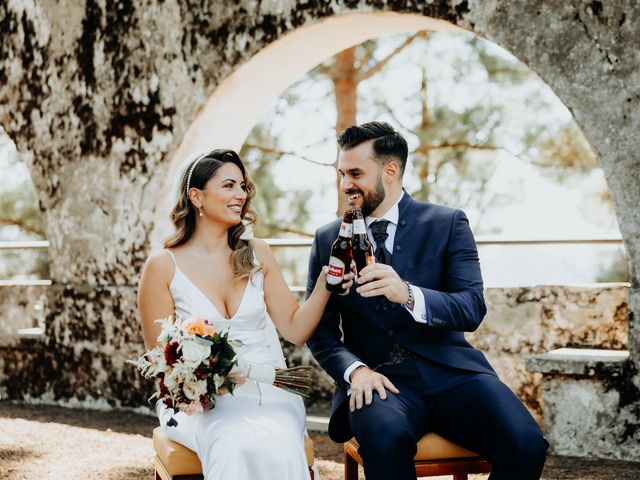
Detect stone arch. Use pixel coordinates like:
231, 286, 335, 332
151, 12, 463, 242
0, 1, 637, 407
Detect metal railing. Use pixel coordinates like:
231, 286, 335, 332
0, 241, 50, 250
261, 237, 626, 291
0, 236, 627, 290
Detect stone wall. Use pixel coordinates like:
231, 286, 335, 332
540, 376, 637, 459
0, 284, 46, 336
526, 349, 636, 460
473, 285, 627, 422
0, 285, 152, 407
0, 284, 627, 421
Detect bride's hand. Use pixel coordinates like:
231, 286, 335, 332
317, 265, 355, 296
218, 372, 247, 395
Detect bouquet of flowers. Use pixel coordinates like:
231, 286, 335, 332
132, 315, 313, 417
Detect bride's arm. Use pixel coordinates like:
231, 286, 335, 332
254, 239, 347, 346
137, 251, 175, 349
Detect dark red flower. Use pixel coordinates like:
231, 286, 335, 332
159, 379, 169, 397
164, 341, 180, 366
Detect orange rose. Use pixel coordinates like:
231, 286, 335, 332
203, 325, 216, 337
186, 322, 205, 336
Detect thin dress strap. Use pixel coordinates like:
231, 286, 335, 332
164, 249, 177, 267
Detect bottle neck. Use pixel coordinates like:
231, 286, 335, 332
353, 218, 366, 235
339, 221, 353, 238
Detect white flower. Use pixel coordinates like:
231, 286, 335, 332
168, 362, 192, 385
180, 337, 212, 368
213, 373, 225, 390
164, 362, 189, 390
183, 377, 208, 401
163, 369, 178, 389
130, 349, 168, 379
146, 352, 167, 378
155, 315, 176, 344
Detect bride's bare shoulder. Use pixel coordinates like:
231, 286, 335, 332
251, 238, 268, 252
251, 238, 273, 260
141, 249, 176, 281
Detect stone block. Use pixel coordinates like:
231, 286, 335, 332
527, 348, 640, 461
0, 284, 47, 335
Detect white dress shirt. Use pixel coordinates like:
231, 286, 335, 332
343, 191, 427, 386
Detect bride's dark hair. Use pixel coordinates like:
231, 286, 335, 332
163, 149, 260, 282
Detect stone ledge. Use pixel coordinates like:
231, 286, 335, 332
306, 415, 329, 433
0, 331, 45, 348
525, 348, 630, 377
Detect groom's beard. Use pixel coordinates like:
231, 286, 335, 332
360, 173, 386, 217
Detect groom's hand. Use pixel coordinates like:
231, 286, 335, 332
355, 264, 410, 305
339, 271, 355, 296
349, 366, 399, 412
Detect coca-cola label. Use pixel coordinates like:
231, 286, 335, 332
339, 222, 352, 237
353, 219, 366, 235
327, 256, 345, 284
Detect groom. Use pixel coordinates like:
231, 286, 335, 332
306, 122, 548, 480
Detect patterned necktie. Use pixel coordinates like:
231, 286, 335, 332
370, 220, 391, 265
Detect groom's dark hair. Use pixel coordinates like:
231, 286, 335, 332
337, 121, 408, 175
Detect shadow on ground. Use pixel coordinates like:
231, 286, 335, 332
0, 400, 156, 436
0, 446, 42, 480
0, 446, 40, 462
105, 466, 155, 480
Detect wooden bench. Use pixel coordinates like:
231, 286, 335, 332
153, 427, 316, 479
344, 432, 491, 480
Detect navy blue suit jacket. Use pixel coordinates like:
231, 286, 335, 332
306, 193, 496, 441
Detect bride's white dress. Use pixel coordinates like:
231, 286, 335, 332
157, 250, 311, 480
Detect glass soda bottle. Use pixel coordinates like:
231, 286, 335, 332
326, 210, 353, 293
351, 208, 375, 277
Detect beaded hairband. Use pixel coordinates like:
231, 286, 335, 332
185, 153, 207, 198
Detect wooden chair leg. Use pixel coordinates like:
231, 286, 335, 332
344, 450, 359, 480
453, 474, 468, 480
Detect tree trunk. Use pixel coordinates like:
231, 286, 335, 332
332, 47, 358, 217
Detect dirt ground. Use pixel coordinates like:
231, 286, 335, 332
1, 401, 639, 480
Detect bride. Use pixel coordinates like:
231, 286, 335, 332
137, 149, 351, 479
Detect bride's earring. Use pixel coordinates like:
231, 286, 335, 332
198, 207, 203, 217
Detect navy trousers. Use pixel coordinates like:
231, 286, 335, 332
348, 361, 548, 480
